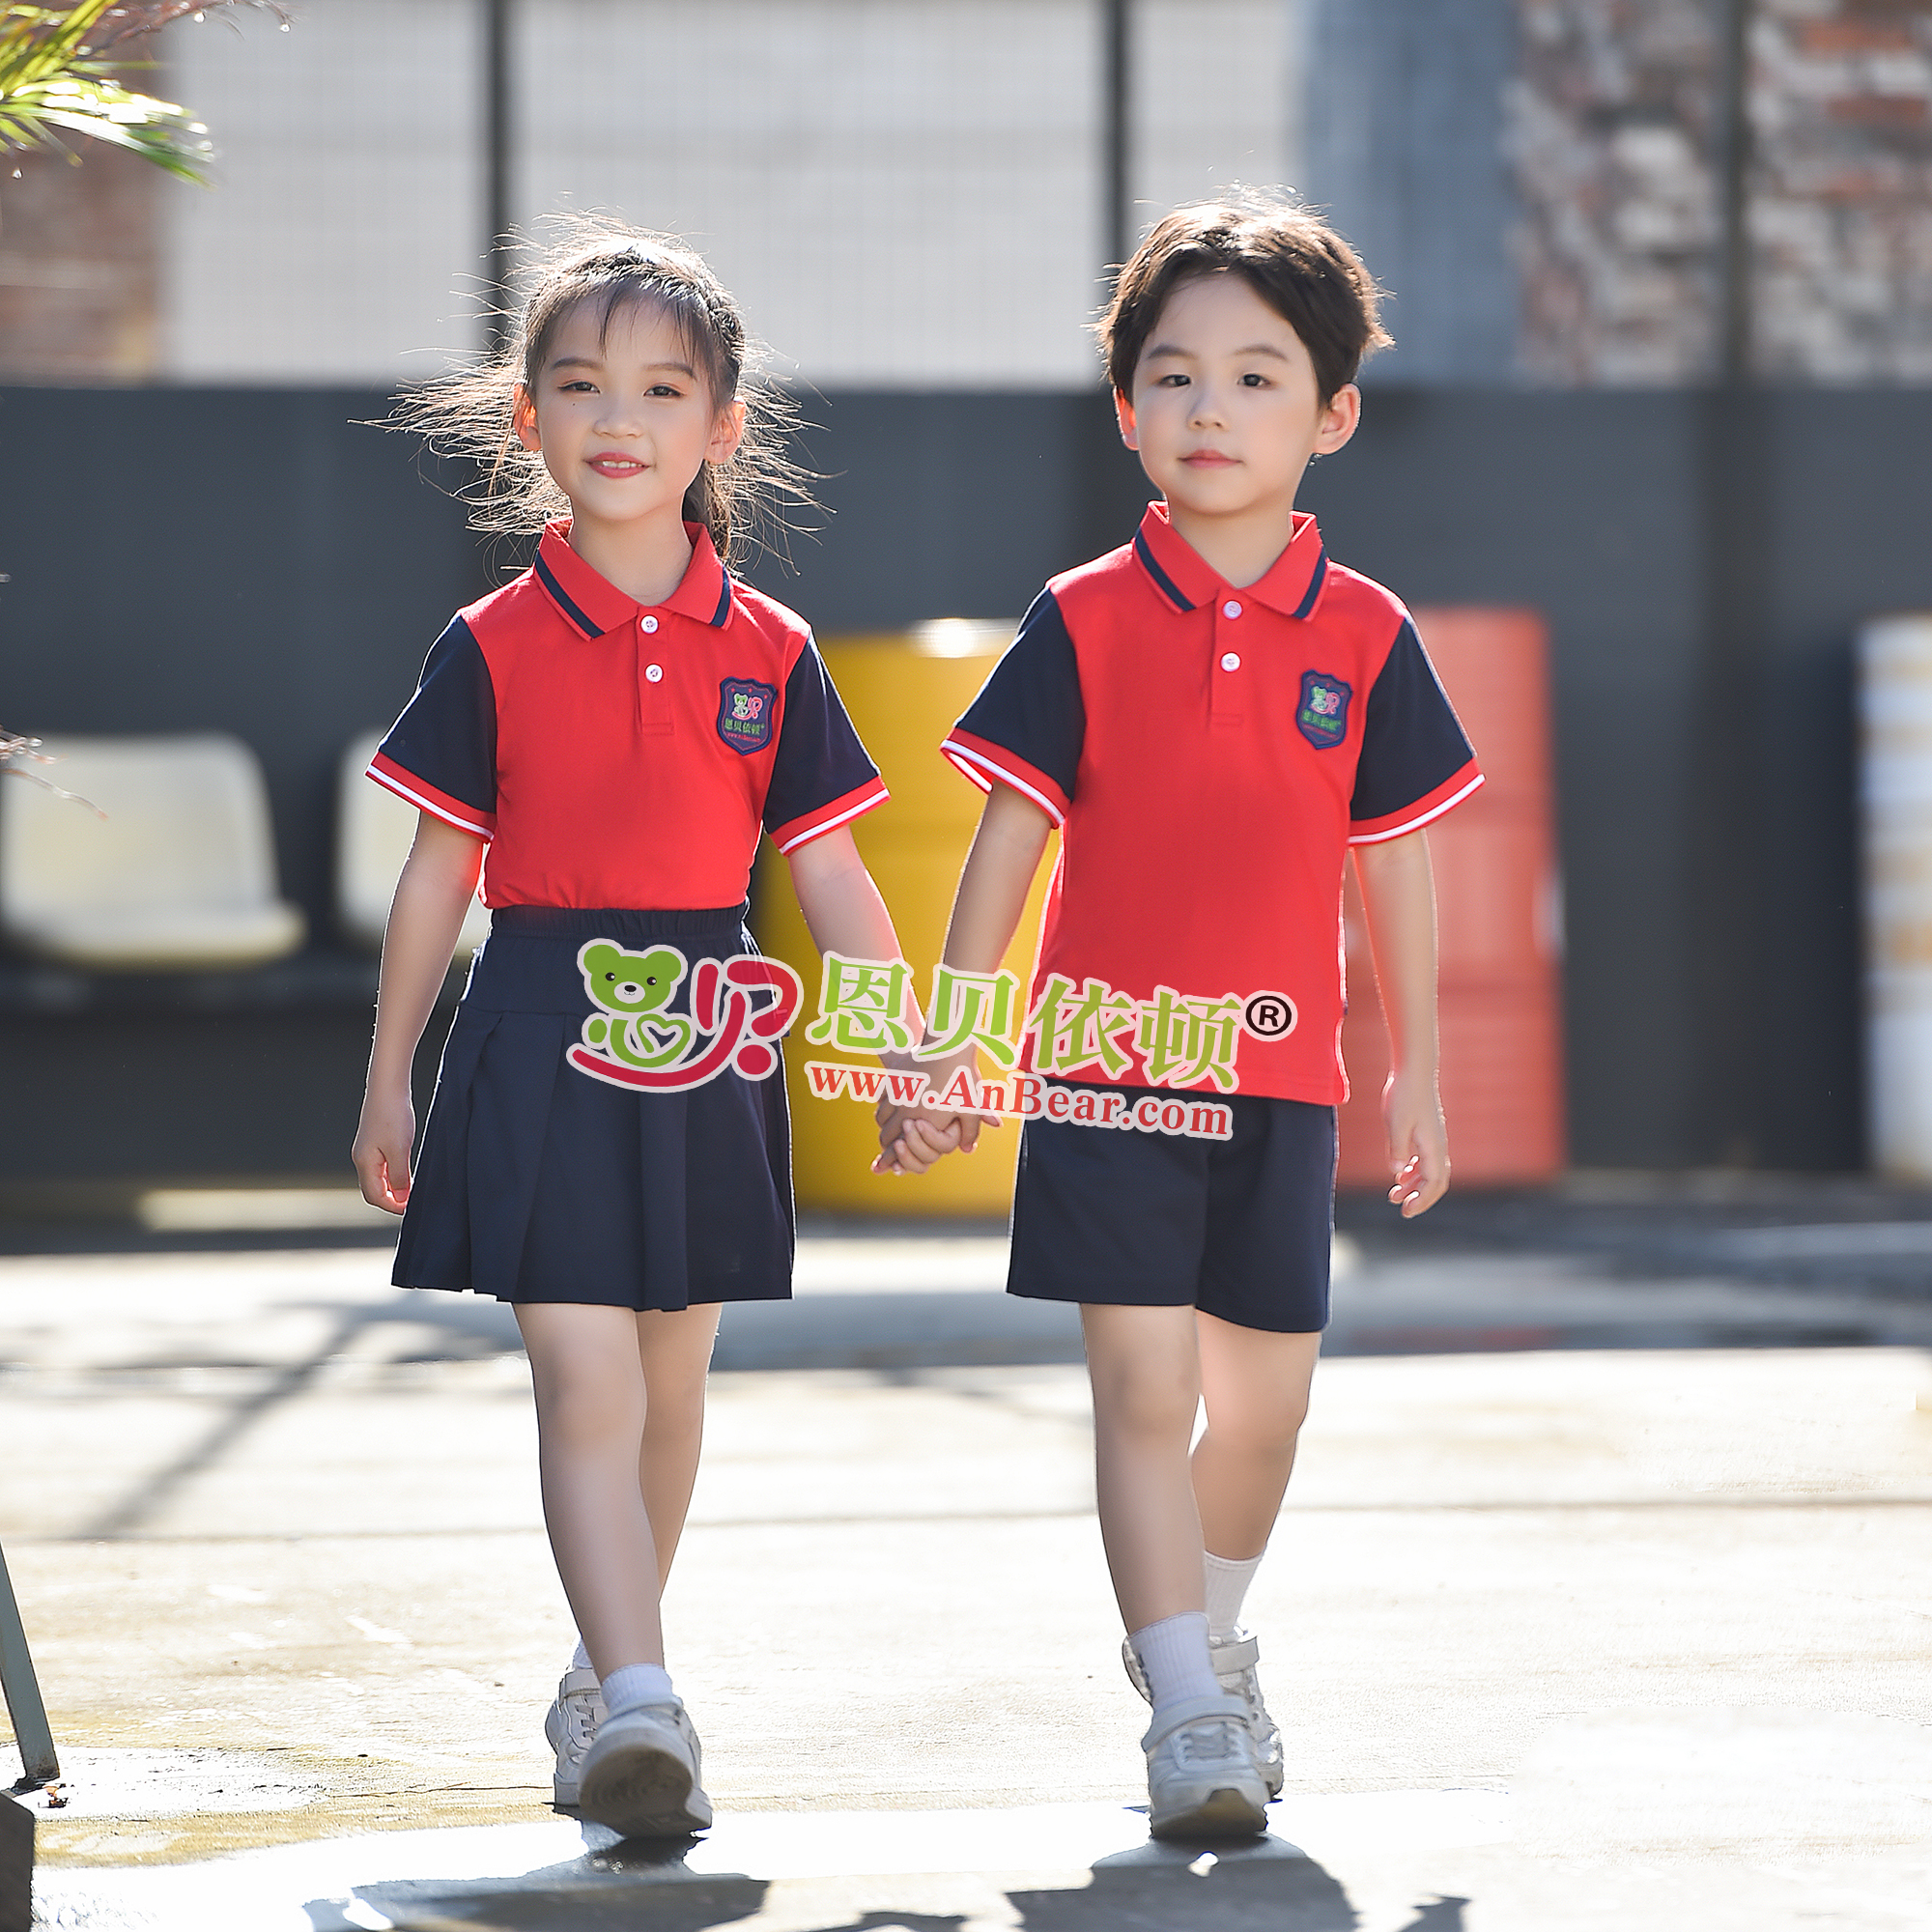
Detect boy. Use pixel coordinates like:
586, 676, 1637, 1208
881, 195, 1482, 1838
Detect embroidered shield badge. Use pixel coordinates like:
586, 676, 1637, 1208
716, 677, 778, 754
1295, 670, 1351, 750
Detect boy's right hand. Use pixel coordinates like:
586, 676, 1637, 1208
873, 1104, 966, 1176
352, 1094, 416, 1214
872, 1046, 984, 1176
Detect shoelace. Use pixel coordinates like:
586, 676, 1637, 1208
560, 1693, 601, 1752
1224, 1666, 1266, 1714
1170, 1719, 1247, 1767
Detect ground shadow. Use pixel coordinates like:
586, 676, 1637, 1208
1009, 1840, 1358, 1931
300, 1840, 1476, 1932
304, 1872, 767, 1931
1397, 1898, 1469, 1931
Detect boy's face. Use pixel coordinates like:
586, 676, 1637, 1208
1117, 272, 1358, 531
513, 298, 745, 534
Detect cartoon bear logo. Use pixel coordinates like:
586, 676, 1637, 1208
578, 941, 695, 1068
716, 677, 779, 754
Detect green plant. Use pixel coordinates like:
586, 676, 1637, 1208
0, 0, 287, 184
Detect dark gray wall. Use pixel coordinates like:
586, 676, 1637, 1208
4, 382, 1928, 1179
1303, 0, 1520, 383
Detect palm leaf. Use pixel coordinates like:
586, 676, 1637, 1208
0, 2, 285, 184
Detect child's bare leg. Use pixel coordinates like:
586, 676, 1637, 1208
517, 1302, 664, 1674
634, 1302, 723, 1589
1080, 1303, 1208, 1630
1191, 1313, 1321, 1560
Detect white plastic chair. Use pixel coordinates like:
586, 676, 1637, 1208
0, 733, 306, 971
336, 730, 491, 957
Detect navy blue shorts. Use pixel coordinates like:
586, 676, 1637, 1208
393, 904, 793, 1310
1007, 1090, 1337, 1334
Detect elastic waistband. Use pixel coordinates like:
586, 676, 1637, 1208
489, 903, 750, 942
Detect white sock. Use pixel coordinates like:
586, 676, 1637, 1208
601, 1662, 675, 1718
1129, 1611, 1220, 1712
1204, 1551, 1264, 1638
570, 1639, 592, 1674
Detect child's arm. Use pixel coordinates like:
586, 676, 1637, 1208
783, 827, 961, 1176
351, 814, 485, 1212
1352, 829, 1449, 1217
874, 782, 1055, 1173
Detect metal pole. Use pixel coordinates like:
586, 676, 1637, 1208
485, 0, 513, 352
1689, 0, 1768, 1162
1713, 0, 1753, 383
1102, 0, 1131, 271
0, 1546, 56, 1789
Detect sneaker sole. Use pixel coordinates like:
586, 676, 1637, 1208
1149, 1783, 1269, 1842
577, 1739, 711, 1838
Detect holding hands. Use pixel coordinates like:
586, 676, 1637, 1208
872, 1046, 987, 1176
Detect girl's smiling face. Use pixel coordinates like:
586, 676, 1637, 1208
513, 296, 745, 535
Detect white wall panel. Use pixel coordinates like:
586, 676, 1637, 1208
511, 0, 1106, 388
152, 1, 1305, 389
159, 1, 484, 383
1131, 0, 1301, 248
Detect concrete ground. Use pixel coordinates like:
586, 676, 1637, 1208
2, 1204, 1930, 1929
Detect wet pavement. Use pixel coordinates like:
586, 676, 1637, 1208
3, 1188, 1930, 1928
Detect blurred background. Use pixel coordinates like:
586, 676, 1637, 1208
4, 0, 1932, 1223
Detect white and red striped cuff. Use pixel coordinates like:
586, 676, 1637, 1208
769, 775, 891, 854
367, 753, 497, 840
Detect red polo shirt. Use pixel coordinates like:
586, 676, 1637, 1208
943, 503, 1482, 1104
370, 521, 887, 908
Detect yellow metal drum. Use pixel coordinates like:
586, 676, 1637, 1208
751, 622, 1055, 1215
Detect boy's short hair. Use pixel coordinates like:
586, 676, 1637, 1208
1099, 192, 1391, 404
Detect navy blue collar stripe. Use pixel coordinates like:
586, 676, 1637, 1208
710, 575, 732, 628
1133, 530, 1195, 612
533, 551, 603, 639
1291, 550, 1328, 621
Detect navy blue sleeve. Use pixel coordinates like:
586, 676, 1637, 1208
942, 587, 1085, 822
369, 617, 498, 837
763, 639, 888, 852
1349, 619, 1481, 838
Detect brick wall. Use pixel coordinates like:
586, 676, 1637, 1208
1512, 0, 1932, 383
0, 142, 159, 383
1753, 0, 1932, 380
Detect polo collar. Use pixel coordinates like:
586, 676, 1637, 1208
1132, 501, 1328, 622
533, 520, 734, 639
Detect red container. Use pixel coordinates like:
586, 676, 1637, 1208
1336, 609, 1566, 1188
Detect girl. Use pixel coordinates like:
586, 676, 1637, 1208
353, 229, 942, 1838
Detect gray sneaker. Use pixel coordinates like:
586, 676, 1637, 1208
1141, 1692, 1269, 1840
577, 1698, 713, 1838
544, 1666, 606, 1808
1123, 1628, 1284, 1797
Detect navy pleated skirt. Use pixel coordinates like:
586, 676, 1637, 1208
393, 904, 793, 1310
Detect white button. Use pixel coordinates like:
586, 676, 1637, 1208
644, 664, 664, 683
1222, 600, 1242, 619
640, 614, 659, 634
1220, 652, 1241, 671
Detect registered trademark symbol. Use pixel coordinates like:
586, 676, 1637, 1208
1240, 991, 1297, 1039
